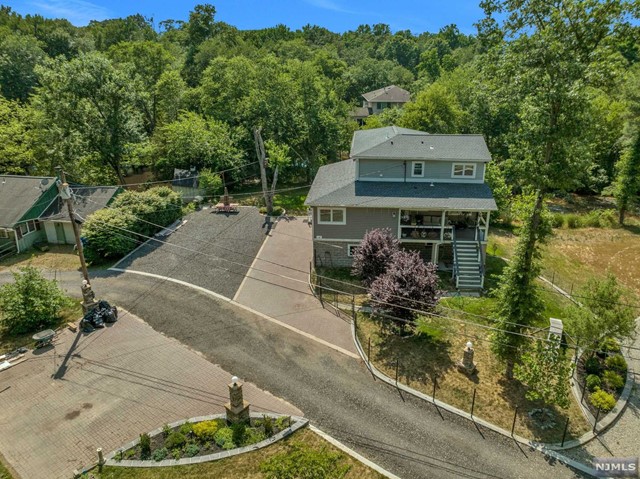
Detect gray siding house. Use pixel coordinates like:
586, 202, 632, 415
305, 126, 497, 291
350, 85, 410, 125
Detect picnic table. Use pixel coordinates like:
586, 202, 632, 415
32, 329, 55, 348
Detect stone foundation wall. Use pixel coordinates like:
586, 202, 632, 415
314, 241, 354, 268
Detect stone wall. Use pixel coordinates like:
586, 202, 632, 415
314, 240, 354, 268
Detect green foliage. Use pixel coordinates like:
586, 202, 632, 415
183, 444, 200, 457
600, 338, 621, 354
244, 427, 267, 445
192, 420, 220, 441
179, 422, 193, 436
151, 447, 168, 462
565, 214, 581, 229
260, 444, 351, 479
0, 97, 34, 174
400, 82, 464, 133
605, 354, 627, 373
198, 168, 223, 198
231, 422, 246, 447
0, 34, 46, 101
214, 427, 234, 449
0, 265, 72, 334
415, 317, 446, 341
172, 448, 181, 460
484, 162, 512, 222
259, 206, 285, 216
161, 424, 171, 438
586, 374, 601, 392
275, 416, 291, 430
550, 213, 565, 229
602, 370, 625, 391
589, 388, 616, 413
263, 415, 274, 438
585, 357, 602, 375
164, 432, 186, 450
513, 336, 574, 408
139, 433, 151, 459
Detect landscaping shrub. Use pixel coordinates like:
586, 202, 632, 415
275, 416, 291, 430
172, 449, 181, 460
602, 370, 625, 390
582, 211, 603, 228
152, 447, 168, 462
244, 427, 267, 445
585, 356, 602, 375
259, 206, 285, 216
565, 214, 582, 228
263, 415, 274, 438
232, 422, 246, 446
260, 444, 351, 479
184, 444, 200, 457
164, 432, 186, 450
605, 354, 627, 373
214, 427, 234, 449
589, 388, 616, 412
351, 228, 400, 286
161, 424, 171, 438
0, 265, 72, 334
179, 422, 193, 436
139, 433, 151, 459
597, 210, 618, 227
600, 337, 622, 354
193, 420, 220, 441
586, 374, 601, 392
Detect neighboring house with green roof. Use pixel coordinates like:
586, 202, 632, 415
0, 175, 121, 258
305, 126, 498, 291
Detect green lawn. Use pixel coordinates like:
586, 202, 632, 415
83, 428, 384, 479
233, 182, 310, 216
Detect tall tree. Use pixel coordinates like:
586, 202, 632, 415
0, 97, 34, 174
0, 34, 45, 101
33, 53, 145, 184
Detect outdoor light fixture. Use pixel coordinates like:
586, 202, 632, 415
466, 341, 473, 349
231, 375, 239, 385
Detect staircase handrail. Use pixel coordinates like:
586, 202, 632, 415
452, 226, 460, 288
476, 226, 485, 289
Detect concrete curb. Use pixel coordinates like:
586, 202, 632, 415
349, 319, 603, 477
105, 413, 307, 467
309, 425, 402, 479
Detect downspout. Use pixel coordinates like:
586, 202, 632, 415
14, 227, 20, 253
403, 161, 406, 183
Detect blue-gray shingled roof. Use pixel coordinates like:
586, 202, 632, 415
305, 160, 497, 211
350, 126, 492, 161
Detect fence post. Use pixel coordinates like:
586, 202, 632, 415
561, 417, 570, 447
470, 388, 476, 418
580, 379, 587, 404
551, 271, 555, 286
367, 337, 371, 364
511, 406, 518, 436
432, 376, 437, 402
593, 408, 601, 434
318, 276, 323, 303
395, 358, 399, 386
351, 294, 355, 320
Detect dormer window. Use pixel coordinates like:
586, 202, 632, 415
452, 163, 476, 178
411, 161, 425, 177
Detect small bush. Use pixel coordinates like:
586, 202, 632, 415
124, 449, 136, 460
582, 211, 602, 228
565, 214, 582, 228
585, 356, 602, 375
214, 427, 234, 448
602, 370, 625, 390
184, 444, 200, 457
232, 422, 246, 446
598, 209, 618, 227
114, 450, 123, 462
152, 447, 168, 462
275, 416, 291, 430
259, 206, 285, 216
589, 388, 616, 412
193, 420, 220, 441
244, 427, 267, 445
586, 374, 601, 392
550, 213, 565, 228
600, 337, 621, 354
164, 432, 186, 450
605, 354, 627, 373
263, 415, 274, 437
179, 422, 193, 436
139, 433, 151, 459
161, 424, 171, 438
172, 449, 181, 460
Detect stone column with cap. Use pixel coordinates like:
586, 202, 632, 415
225, 375, 250, 424
457, 341, 477, 375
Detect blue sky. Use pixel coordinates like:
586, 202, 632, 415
7, 0, 486, 34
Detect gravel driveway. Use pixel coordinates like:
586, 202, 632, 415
113, 207, 269, 299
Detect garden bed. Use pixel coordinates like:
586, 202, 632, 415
107, 414, 307, 467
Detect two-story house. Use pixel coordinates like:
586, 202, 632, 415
305, 126, 497, 291
351, 85, 411, 125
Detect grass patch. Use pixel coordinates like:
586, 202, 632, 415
356, 313, 590, 443
84, 428, 384, 479
0, 300, 82, 353
234, 182, 310, 216
0, 455, 15, 479
0, 244, 114, 272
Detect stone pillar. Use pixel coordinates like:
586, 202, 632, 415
81, 280, 98, 314
457, 341, 477, 374
225, 376, 250, 424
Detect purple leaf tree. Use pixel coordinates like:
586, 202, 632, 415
351, 228, 400, 286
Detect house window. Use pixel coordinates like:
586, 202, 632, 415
411, 161, 425, 177
317, 208, 346, 225
347, 244, 359, 257
19, 224, 28, 236
28, 220, 36, 232
0, 229, 8, 239
452, 163, 476, 178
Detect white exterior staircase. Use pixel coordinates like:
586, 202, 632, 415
452, 231, 484, 291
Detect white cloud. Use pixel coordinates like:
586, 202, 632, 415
29, 0, 111, 25
304, 0, 358, 15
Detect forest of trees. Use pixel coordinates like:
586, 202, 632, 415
0, 2, 638, 205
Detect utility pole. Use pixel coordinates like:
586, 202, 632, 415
253, 127, 279, 215
55, 166, 90, 284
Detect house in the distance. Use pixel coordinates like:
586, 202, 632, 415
351, 85, 410, 125
0, 175, 120, 257
305, 126, 497, 291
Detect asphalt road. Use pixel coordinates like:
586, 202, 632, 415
27, 271, 582, 479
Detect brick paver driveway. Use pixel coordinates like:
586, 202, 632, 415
0, 311, 300, 479
113, 207, 268, 299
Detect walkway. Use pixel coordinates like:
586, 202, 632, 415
0, 310, 300, 479
233, 216, 357, 354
